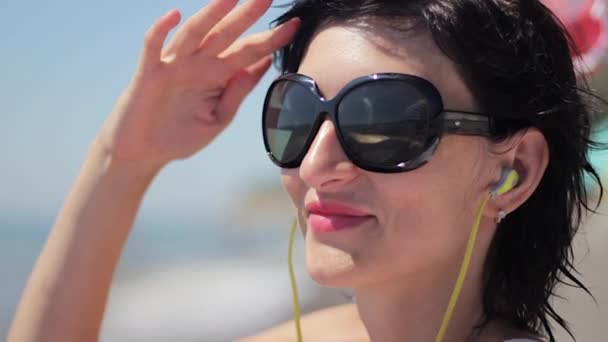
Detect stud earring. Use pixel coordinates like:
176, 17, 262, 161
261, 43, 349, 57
497, 210, 507, 223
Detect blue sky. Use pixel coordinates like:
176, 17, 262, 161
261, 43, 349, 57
0, 1, 289, 222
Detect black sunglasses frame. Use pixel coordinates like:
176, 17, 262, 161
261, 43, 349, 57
262, 73, 494, 173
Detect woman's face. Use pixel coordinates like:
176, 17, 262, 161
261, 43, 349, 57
280, 22, 499, 289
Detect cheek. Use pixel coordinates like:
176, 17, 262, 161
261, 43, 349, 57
280, 169, 305, 208
360, 175, 458, 279
386, 202, 453, 280
281, 170, 309, 235
370, 147, 481, 269
375, 173, 450, 242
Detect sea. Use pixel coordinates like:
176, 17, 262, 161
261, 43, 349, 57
0, 216, 351, 342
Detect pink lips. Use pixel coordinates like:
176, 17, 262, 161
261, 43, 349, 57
306, 202, 374, 233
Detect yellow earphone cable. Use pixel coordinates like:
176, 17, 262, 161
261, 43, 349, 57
288, 180, 513, 342
288, 218, 304, 342
288, 197, 489, 342
434, 193, 491, 342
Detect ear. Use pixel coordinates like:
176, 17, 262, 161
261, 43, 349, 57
486, 127, 550, 222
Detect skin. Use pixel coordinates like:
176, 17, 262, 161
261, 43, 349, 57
7, 1, 549, 341
242, 303, 369, 342
7, 0, 300, 341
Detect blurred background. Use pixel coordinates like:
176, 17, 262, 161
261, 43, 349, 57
0, 0, 607, 341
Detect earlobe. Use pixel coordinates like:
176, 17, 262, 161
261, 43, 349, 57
496, 210, 507, 223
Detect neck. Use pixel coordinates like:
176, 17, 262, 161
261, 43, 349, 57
354, 221, 494, 342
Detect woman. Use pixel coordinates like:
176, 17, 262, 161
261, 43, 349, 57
7, 0, 604, 341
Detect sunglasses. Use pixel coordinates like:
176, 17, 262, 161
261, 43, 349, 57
262, 73, 493, 173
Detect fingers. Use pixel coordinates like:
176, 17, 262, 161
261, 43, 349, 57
165, 0, 239, 57
141, 9, 182, 69
214, 56, 272, 125
198, 0, 274, 57
218, 18, 300, 72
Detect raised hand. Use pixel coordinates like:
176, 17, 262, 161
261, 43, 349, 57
98, 0, 300, 166
7, 4, 301, 342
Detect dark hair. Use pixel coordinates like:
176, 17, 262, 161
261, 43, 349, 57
271, 0, 605, 341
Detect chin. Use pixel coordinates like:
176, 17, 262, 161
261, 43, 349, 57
305, 243, 363, 288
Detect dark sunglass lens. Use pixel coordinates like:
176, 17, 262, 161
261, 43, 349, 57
264, 81, 318, 165
337, 80, 438, 167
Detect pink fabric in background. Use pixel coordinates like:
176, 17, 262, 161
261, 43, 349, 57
542, 0, 608, 72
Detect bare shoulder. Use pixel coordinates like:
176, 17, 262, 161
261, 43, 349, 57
238, 303, 369, 342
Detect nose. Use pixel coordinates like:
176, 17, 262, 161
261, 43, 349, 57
299, 118, 360, 191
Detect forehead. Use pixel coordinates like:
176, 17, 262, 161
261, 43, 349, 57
297, 22, 476, 110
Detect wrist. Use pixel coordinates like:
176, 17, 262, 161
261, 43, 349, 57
87, 137, 167, 184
